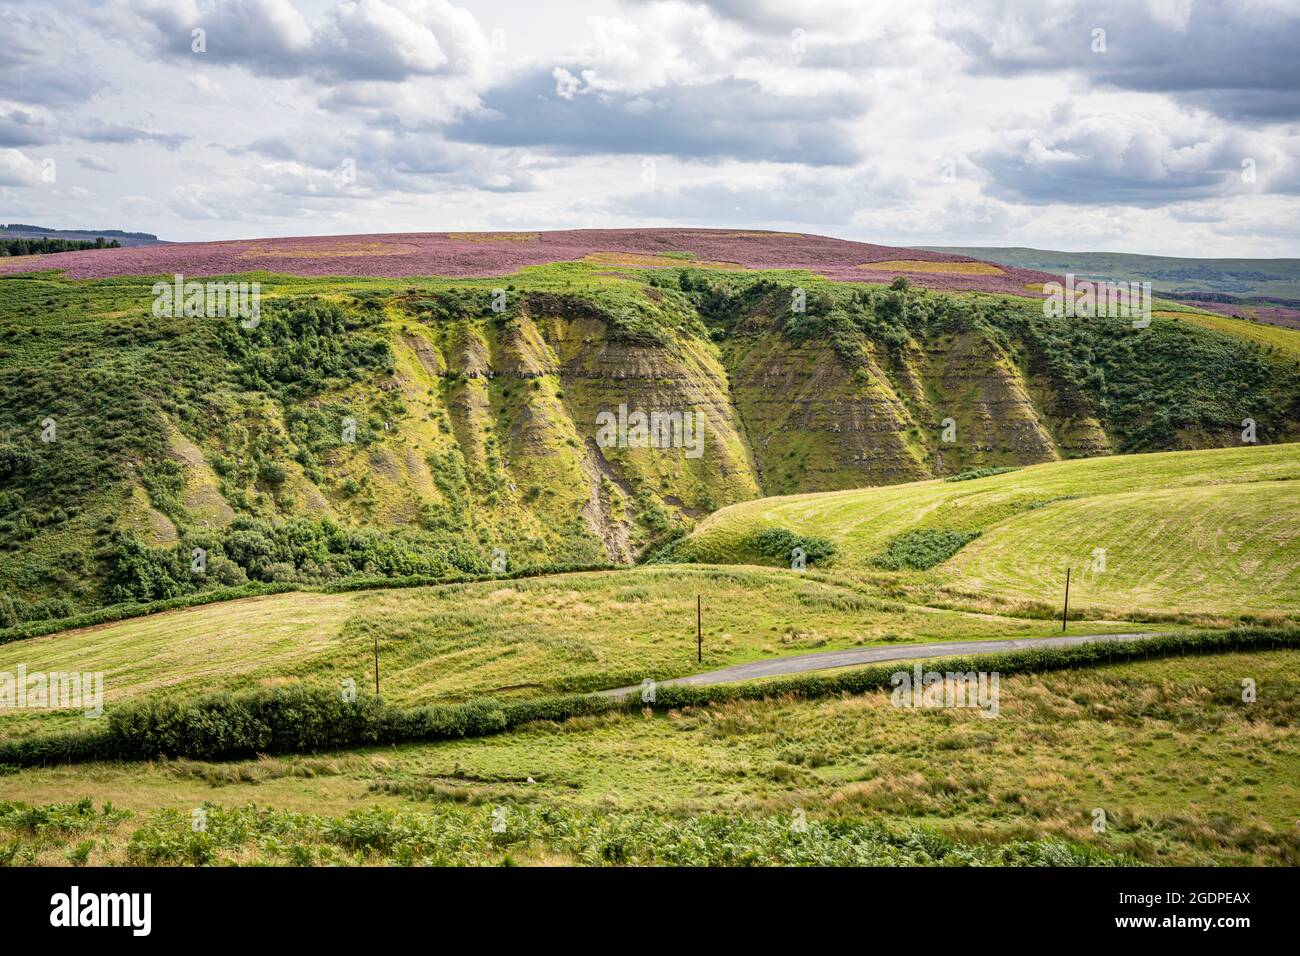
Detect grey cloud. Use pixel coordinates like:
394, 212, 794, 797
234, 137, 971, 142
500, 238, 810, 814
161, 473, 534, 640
446, 70, 867, 165
77, 155, 119, 173
671, 0, 819, 31
0, 7, 102, 106
0, 108, 54, 147
974, 125, 1248, 206
949, 0, 1300, 122
73, 120, 189, 151
239, 130, 540, 193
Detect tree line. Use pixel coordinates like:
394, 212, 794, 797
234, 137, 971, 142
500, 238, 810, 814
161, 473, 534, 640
0, 237, 122, 256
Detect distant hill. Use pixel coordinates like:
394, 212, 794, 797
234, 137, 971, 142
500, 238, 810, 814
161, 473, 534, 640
0, 223, 163, 248
921, 246, 1300, 298
922, 245, 1300, 330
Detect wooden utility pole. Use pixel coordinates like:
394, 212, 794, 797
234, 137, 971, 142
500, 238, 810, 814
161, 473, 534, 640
374, 632, 381, 701
697, 594, 702, 663
1062, 567, 1071, 632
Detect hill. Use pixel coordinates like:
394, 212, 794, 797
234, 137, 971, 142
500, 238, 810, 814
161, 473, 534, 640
924, 245, 1300, 330
670, 443, 1300, 619
1, 230, 1298, 625
921, 245, 1300, 299
0, 228, 1046, 290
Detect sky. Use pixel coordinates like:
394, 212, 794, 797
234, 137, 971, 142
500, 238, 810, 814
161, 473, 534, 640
2, 0, 1299, 256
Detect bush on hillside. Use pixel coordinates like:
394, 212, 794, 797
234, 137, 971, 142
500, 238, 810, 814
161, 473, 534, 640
746, 527, 837, 566
870, 528, 980, 570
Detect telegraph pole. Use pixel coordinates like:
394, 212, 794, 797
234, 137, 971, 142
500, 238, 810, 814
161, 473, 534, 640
697, 594, 702, 663
374, 632, 381, 701
1062, 567, 1071, 632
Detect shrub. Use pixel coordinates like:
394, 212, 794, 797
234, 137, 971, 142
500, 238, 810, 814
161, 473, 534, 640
746, 527, 836, 566
871, 528, 980, 570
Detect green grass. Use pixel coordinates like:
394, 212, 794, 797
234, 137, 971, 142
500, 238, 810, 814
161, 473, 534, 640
0, 799, 1129, 867
0, 566, 1152, 739
677, 443, 1300, 618
4, 261, 1299, 868
2, 648, 1295, 866
4, 264, 1298, 625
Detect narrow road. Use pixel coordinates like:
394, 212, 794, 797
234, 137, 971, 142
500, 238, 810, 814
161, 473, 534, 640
599, 631, 1164, 699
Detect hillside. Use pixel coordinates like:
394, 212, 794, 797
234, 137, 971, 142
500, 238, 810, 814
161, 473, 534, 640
0, 228, 1049, 291
671, 443, 1300, 619
2, 230, 1299, 625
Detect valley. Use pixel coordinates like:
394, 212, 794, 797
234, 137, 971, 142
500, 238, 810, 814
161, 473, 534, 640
1, 230, 1298, 869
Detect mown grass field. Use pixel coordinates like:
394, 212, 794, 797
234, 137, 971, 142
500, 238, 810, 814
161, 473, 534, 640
0, 566, 1148, 739
678, 443, 1300, 619
2, 649, 1295, 866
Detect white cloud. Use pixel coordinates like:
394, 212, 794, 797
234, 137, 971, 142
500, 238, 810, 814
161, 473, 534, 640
0, 149, 45, 186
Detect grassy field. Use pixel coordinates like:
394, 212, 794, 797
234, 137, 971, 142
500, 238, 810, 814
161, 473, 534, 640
0, 566, 1149, 739
676, 443, 1300, 619
1, 426, 1295, 867
2, 648, 1295, 866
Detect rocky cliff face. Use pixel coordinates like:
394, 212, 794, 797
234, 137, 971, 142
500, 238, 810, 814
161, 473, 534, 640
4, 271, 1296, 618
175, 286, 1264, 565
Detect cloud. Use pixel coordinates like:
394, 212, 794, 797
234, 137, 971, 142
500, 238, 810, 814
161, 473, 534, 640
687, 0, 867, 31
71, 120, 190, 151
167, 182, 250, 220
947, 0, 1300, 121
77, 155, 120, 173
0, 7, 100, 106
973, 113, 1259, 206
0, 148, 45, 186
238, 128, 542, 193
607, 166, 913, 224
111, 0, 491, 83
0, 107, 54, 147
447, 69, 867, 165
